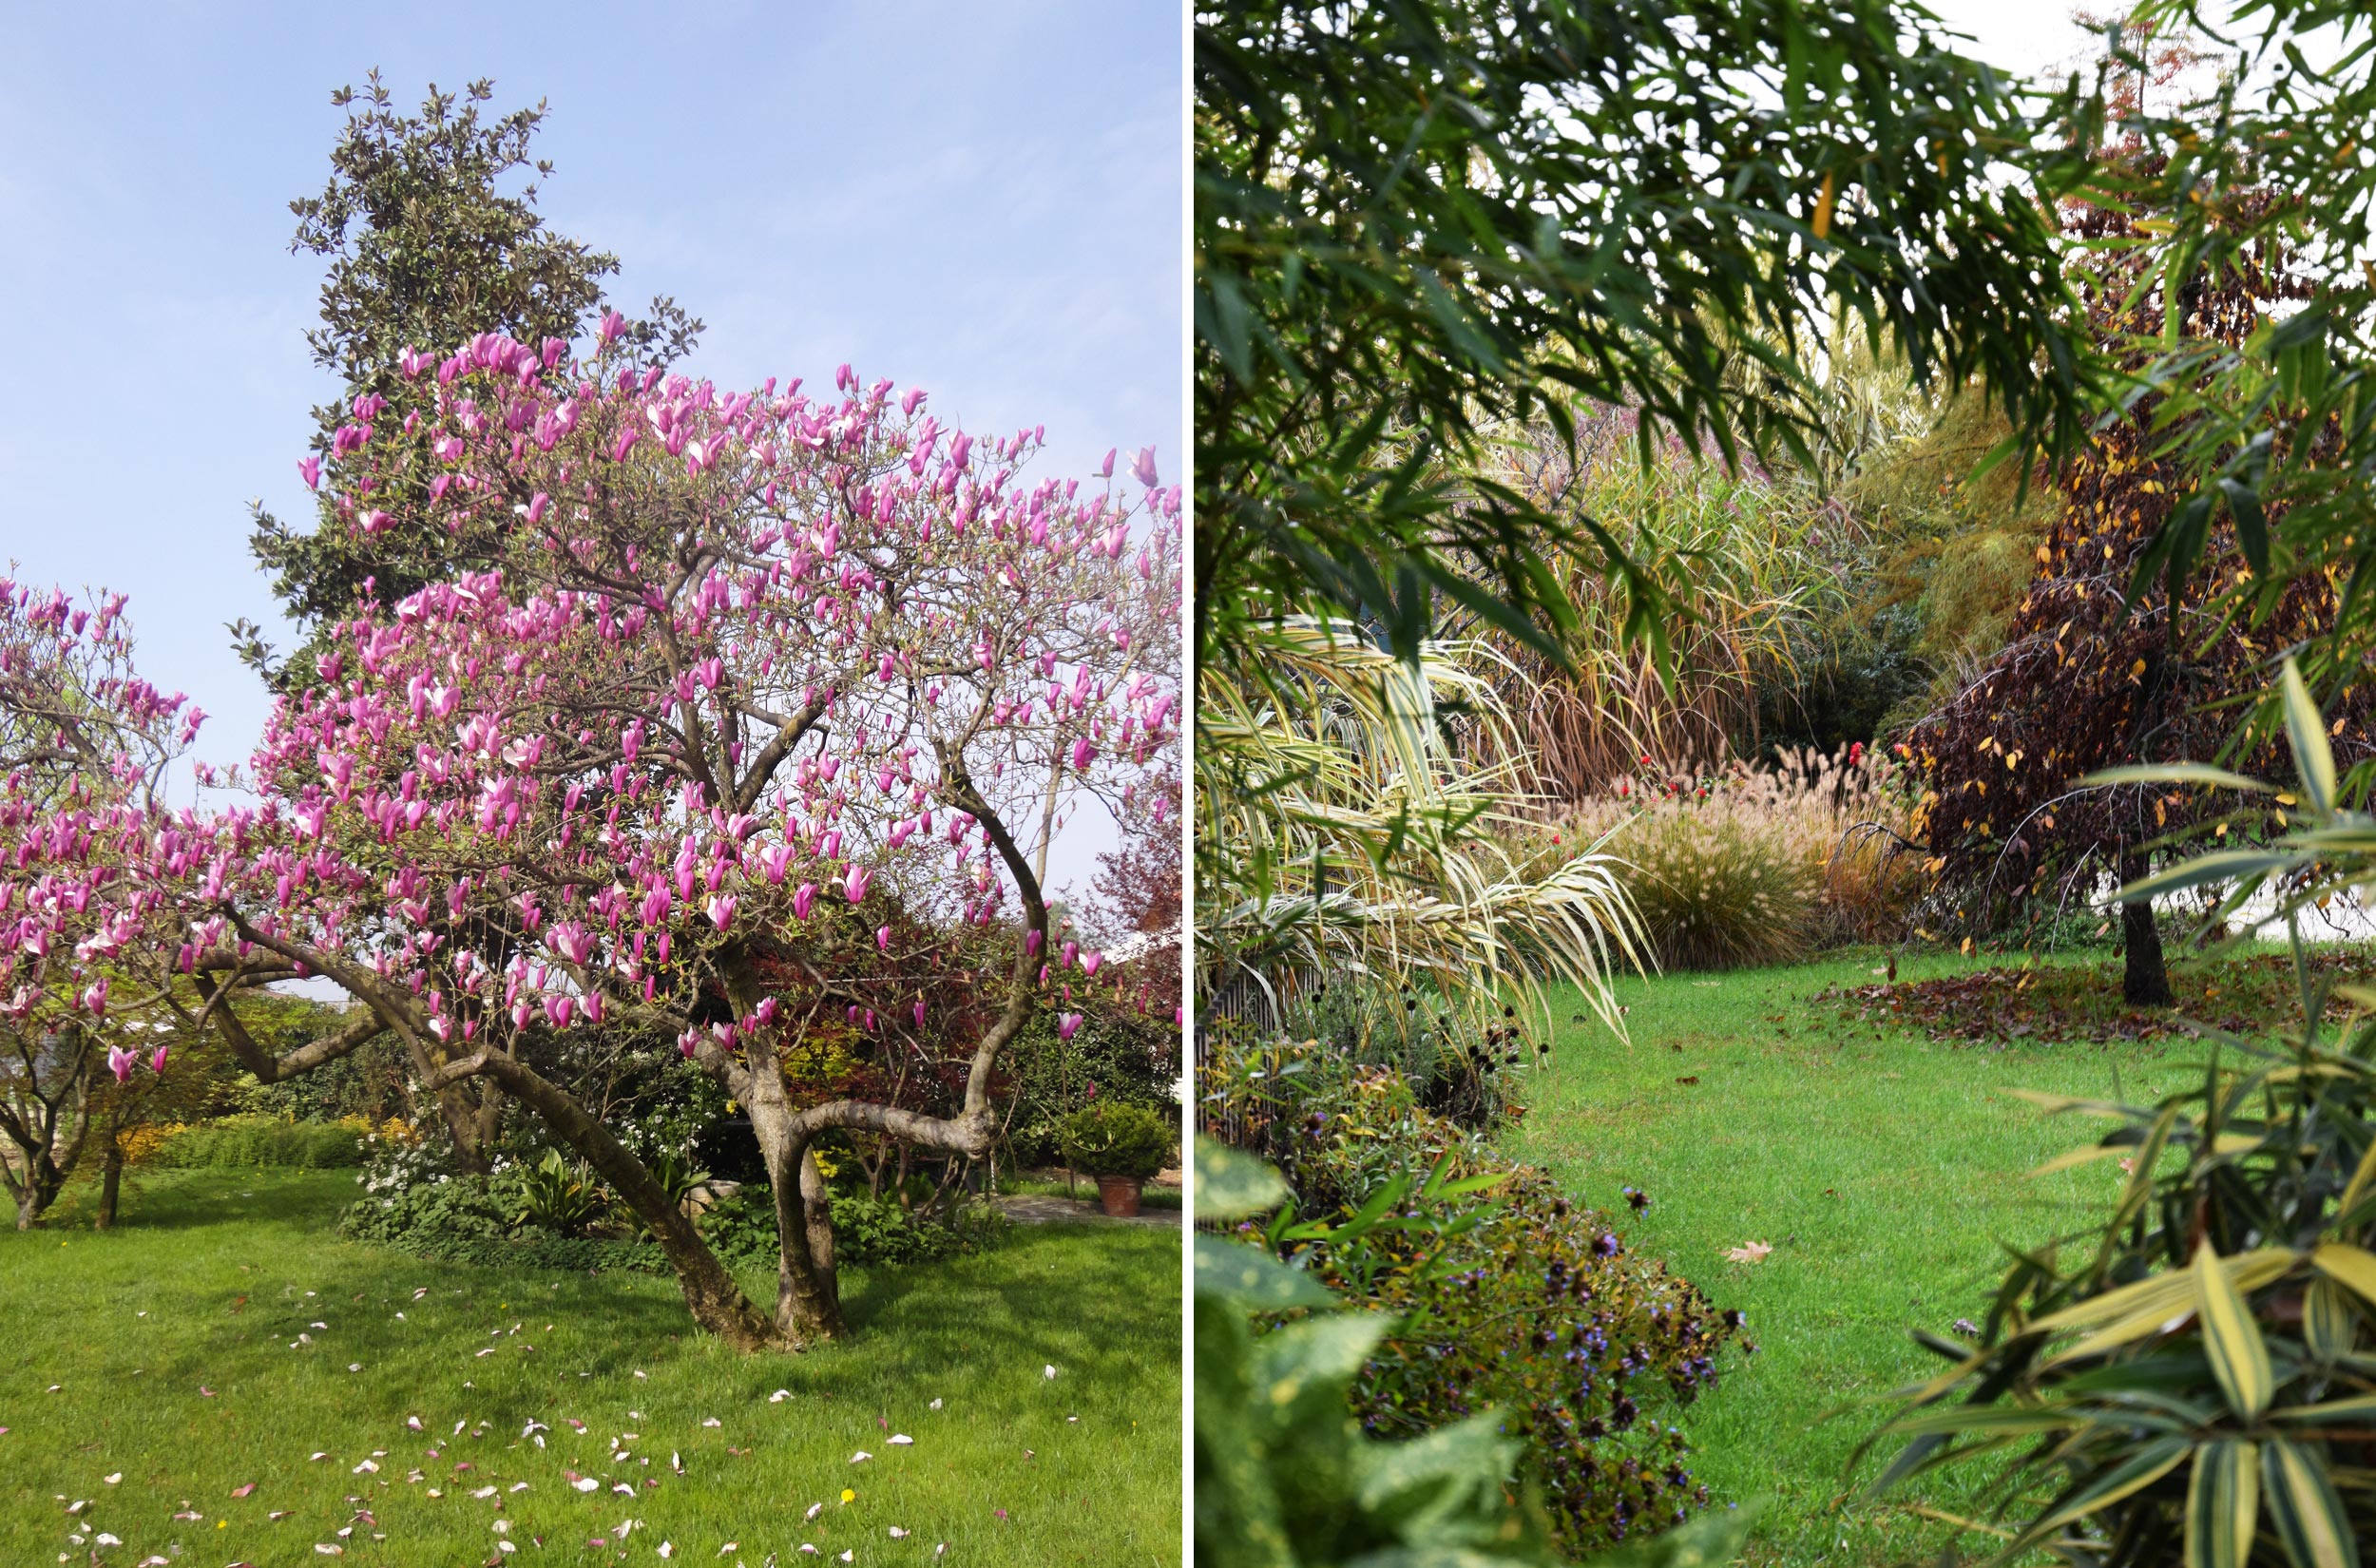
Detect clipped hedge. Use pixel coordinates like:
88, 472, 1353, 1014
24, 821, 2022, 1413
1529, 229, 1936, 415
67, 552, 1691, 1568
150, 1115, 365, 1170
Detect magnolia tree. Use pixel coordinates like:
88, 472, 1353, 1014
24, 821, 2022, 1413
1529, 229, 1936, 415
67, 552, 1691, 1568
0, 583, 202, 1227
168, 327, 1181, 1347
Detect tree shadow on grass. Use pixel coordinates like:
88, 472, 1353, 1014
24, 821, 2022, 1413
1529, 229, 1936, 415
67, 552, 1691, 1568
36, 1166, 357, 1233
797, 1223, 1178, 1398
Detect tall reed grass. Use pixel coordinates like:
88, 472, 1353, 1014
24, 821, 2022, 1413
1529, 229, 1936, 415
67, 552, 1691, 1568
1470, 417, 1861, 797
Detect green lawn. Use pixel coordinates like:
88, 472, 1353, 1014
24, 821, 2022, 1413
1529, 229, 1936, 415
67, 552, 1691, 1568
1509, 943, 2369, 1567
0, 1170, 1180, 1566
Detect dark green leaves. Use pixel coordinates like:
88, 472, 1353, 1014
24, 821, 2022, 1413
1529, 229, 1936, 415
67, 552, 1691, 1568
1195, 0, 2097, 674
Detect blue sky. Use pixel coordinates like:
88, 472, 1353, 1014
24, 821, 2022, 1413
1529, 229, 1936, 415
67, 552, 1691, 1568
0, 0, 1180, 895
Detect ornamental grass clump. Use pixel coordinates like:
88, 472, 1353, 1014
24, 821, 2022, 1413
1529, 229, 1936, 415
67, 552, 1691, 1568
1542, 744, 1922, 970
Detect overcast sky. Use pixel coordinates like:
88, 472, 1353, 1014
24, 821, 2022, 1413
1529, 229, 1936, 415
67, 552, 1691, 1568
0, 0, 1181, 901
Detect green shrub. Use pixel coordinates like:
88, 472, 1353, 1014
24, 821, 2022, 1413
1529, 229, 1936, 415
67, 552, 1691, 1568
344, 1161, 1008, 1275
1269, 980, 1534, 1135
1204, 1037, 1746, 1555
340, 1168, 667, 1272
1058, 1101, 1173, 1179
1002, 1003, 1178, 1167
698, 1184, 1007, 1269
1862, 924, 2376, 1564
152, 1115, 364, 1170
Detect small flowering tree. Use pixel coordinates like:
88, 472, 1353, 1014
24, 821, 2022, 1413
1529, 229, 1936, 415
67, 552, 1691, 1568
175, 327, 1180, 1347
0, 583, 202, 1227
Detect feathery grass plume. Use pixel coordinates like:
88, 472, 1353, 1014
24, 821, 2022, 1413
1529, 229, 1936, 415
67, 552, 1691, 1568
1542, 745, 1924, 971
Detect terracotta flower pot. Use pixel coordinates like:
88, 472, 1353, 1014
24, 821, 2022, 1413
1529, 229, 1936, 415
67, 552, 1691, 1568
1095, 1174, 1145, 1217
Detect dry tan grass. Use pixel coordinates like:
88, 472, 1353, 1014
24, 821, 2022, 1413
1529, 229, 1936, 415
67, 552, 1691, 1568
1520, 746, 1925, 970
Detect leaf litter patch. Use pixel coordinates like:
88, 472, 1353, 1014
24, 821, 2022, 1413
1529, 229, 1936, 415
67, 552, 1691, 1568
1810, 949, 2374, 1046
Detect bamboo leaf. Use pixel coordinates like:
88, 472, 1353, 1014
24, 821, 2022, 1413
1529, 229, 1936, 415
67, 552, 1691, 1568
2186, 1441, 2258, 1568
2080, 762, 2273, 794
2310, 1243, 2376, 1312
2262, 1437, 2359, 1568
2026, 1436, 2192, 1540
2304, 1278, 2359, 1365
2280, 659, 2338, 821
2196, 1241, 2275, 1420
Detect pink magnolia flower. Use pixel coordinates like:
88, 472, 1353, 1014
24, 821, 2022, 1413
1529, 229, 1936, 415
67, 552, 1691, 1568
841, 865, 872, 905
149, 1045, 169, 1074
1057, 1013, 1083, 1042
706, 893, 738, 931
106, 1046, 135, 1083
791, 883, 817, 921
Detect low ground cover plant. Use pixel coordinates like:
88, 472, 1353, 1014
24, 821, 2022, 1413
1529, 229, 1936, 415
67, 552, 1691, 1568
1203, 1032, 1745, 1555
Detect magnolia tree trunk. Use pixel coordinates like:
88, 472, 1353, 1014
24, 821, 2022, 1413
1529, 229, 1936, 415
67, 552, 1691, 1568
437, 1051, 790, 1351
8, 1148, 66, 1230
2120, 851, 2172, 1006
